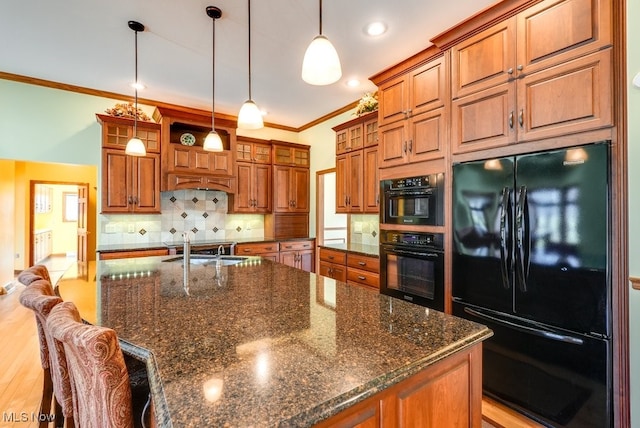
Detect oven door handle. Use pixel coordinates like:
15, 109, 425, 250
389, 248, 441, 258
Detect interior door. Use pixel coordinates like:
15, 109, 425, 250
77, 184, 89, 263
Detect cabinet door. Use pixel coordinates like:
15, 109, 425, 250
298, 250, 314, 273
273, 165, 292, 212
451, 82, 516, 154
253, 164, 272, 212
335, 154, 349, 213
279, 251, 298, 269
291, 167, 310, 213
347, 151, 364, 213
102, 149, 131, 213
517, 0, 611, 75
378, 74, 408, 126
363, 146, 380, 213
253, 143, 272, 164
348, 124, 364, 151
234, 163, 254, 212
336, 128, 349, 155
132, 153, 160, 213
451, 17, 516, 99
408, 107, 446, 162
378, 121, 409, 168
517, 48, 612, 142
410, 55, 447, 116
364, 119, 378, 147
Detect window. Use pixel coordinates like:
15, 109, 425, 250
63, 192, 78, 222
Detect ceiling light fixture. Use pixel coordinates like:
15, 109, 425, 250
237, 0, 264, 129
301, 0, 341, 86
125, 20, 146, 156
204, 6, 224, 151
346, 79, 360, 87
364, 22, 387, 37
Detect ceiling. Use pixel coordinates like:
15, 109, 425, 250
0, 0, 496, 129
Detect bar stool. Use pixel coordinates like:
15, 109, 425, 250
47, 301, 136, 428
17, 264, 52, 286
19, 279, 74, 428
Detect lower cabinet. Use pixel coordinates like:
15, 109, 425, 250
318, 247, 379, 289
98, 249, 169, 260
235, 239, 315, 272
313, 344, 483, 428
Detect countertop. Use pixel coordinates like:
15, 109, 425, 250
57, 257, 490, 427
96, 236, 316, 253
317, 242, 379, 257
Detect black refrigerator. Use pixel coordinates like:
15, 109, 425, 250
452, 142, 611, 427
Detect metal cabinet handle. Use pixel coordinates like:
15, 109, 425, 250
403, 141, 407, 154
358, 261, 366, 266
408, 139, 413, 153
376, 194, 379, 206
328, 255, 334, 260
509, 111, 514, 129
519, 109, 524, 128
128, 196, 133, 205
243, 248, 251, 252
358, 275, 366, 281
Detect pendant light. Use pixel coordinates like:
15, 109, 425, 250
301, 0, 342, 86
204, 6, 224, 152
125, 20, 146, 156
237, 0, 264, 129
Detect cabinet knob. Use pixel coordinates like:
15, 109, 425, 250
507, 67, 514, 74
517, 64, 523, 71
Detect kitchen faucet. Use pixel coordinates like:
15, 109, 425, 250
217, 245, 224, 256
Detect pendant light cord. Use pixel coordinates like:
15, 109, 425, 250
247, 0, 252, 100
319, 0, 323, 35
211, 13, 216, 130
133, 28, 139, 136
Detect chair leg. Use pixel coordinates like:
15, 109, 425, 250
40, 368, 54, 428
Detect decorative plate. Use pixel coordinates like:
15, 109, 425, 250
180, 133, 196, 146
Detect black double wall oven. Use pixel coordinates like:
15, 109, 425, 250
379, 174, 446, 311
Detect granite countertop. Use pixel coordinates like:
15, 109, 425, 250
96, 237, 316, 253
57, 257, 490, 427
317, 242, 379, 257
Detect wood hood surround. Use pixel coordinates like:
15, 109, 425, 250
153, 106, 238, 193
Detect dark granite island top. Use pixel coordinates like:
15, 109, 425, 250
57, 257, 491, 427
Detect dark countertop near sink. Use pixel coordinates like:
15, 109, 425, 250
96, 236, 316, 253
57, 256, 490, 427
317, 242, 379, 257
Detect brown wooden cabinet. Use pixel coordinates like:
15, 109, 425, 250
346, 252, 380, 289
279, 239, 315, 272
376, 54, 448, 168
450, 0, 612, 154
273, 165, 309, 213
97, 114, 161, 214
318, 248, 347, 282
231, 137, 272, 213
235, 242, 279, 262
98, 248, 169, 260
153, 106, 237, 192
271, 141, 310, 167
333, 111, 379, 214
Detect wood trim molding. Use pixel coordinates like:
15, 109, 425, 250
631, 277, 640, 290
298, 101, 359, 132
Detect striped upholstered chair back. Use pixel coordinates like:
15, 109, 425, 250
47, 301, 134, 428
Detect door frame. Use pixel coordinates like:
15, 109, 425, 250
29, 180, 89, 266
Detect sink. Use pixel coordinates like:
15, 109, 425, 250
163, 255, 248, 266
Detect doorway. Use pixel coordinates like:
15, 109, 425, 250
29, 181, 89, 267
315, 168, 348, 248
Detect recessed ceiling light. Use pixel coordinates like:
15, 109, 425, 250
346, 79, 360, 87
130, 82, 146, 90
364, 22, 387, 37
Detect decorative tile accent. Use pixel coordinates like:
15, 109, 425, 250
236, 226, 242, 232
192, 227, 199, 234
203, 212, 209, 218
139, 229, 147, 236
213, 197, 219, 204
170, 196, 177, 203
181, 212, 188, 219
170, 228, 176, 234
213, 227, 219, 233
192, 197, 199, 204
372, 230, 377, 237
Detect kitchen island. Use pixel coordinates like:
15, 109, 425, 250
56, 256, 491, 427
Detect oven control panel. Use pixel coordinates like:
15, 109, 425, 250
381, 231, 444, 250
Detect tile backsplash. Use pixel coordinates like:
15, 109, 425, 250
99, 190, 265, 246
349, 214, 379, 246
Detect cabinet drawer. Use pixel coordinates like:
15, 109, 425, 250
236, 242, 279, 255
347, 254, 379, 273
319, 248, 347, 265
319, 261, 347, 282
99, 249, 169, 260
347, 268, 379, 289
280, 240, 314, 252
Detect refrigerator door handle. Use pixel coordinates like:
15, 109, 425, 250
499, 187, 511, 289
464, 307, 584, 345
515, 186, 530, 292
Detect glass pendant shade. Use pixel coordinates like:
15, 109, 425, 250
125, 137, 146, 156
203, 130, 223, 151
238, 100, 264, 129
302, 35, 342, 85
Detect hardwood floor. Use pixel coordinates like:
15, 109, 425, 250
1, 255, 539, 428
